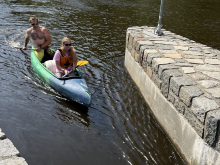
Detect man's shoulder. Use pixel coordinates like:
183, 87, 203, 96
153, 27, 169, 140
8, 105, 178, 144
40, 26, 49, 32
26, 27, 33, 33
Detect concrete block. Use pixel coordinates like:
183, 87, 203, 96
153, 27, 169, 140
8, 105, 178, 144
161, 69, 182, 97
205, 54, 217, 58
142, 30, 160, 38
202, 71, 220, 81
170, 76, 196, 96
137, 40, 154, 46
175, 63, 193, 67
203, 49, 212, 54
174, 46, 189, 50
134, 38, 145, 51
205, 88, 220, 98
158, 65, 179, 79
146, 66, 152, 79
147, 53, 162, 66
148, 38, 166, 41
126, 32, 130, 47
152, 57, 175, 66
191, 97, 219, 123
197, 80, 220, 89
179, 86, 203, 107
168, 90, 186, 114
156, 44, 174, 50
142, 53, 148, 72
134, 51, 141, 63
205, 59, 220, 65
140, 45, 149, 56
0, 157, 28, 165
158, 49, 179, 54
139, 45, 155, 55
176, 99, 188, 115
184, 109, 204, 138
204, 110, 220, 147
195, 64, 220, 72
0, 139, 19, 160
144, 49, 158, 54
127, 42, 132, 52
128, 32, 134, 45
215, 139, 220, 152
183, 51, 203, 56
163, 54, 182, 59
185, 59, 204, 64
177, 41, 191, 46
181, 67, 196, 74
152, 58, 175, 72
189, 47, 202, 52
154, 41, 178, 45
189, 73, 211, 81
168, 90, 176, 105
152, 72, 161, 89
184, 55, 203, 59
213, 49, 220, 54
175, 59, 186, 63
131, 48, 135, 58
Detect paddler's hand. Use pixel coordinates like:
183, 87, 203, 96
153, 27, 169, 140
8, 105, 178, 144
35, 47, 41, 52
64, 70, 69, 75
22, 46, 27, 50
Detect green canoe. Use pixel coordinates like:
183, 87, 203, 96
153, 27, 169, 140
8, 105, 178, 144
30, 49, 91, 107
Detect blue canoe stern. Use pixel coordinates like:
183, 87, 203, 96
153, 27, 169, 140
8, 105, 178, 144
49, 76, 91, 107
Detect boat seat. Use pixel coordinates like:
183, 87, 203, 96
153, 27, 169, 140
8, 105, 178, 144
43, 60, 56, 74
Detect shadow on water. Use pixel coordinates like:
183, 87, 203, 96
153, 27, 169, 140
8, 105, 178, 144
53, 99, 91, 128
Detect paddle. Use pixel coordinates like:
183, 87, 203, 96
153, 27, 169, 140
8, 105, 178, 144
62, 60, 89, 78
13, 46, 36, 50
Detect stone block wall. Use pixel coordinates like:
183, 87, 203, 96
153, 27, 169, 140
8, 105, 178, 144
125, 26, 220, 152
0, 128, 27, 164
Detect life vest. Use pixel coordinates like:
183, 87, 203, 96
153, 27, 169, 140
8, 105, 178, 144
58, 49, 73, 68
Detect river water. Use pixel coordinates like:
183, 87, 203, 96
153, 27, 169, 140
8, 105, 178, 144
1, 0, 220, 164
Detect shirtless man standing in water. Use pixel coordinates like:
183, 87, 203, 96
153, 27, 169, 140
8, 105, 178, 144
23, 17, 54, 63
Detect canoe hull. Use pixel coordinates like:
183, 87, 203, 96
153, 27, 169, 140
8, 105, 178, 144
31, 50, 91, 107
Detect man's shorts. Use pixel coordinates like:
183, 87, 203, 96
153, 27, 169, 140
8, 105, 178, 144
41, 46, 55, 63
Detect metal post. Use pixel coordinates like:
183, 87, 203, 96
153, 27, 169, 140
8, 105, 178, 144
155, 0, 164, 36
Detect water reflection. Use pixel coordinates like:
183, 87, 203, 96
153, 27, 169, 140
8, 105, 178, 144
53, 99, 90, 129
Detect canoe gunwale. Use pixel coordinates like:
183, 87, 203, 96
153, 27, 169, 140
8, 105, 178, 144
58, 74, 82, 80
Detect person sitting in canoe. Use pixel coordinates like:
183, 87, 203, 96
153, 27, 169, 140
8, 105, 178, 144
53, 37, 78, 78
22, 16, 54, 63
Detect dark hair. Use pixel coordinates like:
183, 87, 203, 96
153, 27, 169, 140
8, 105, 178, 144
29, 17, 38, 23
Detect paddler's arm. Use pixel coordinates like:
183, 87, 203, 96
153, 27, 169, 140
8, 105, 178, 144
55, 61, 69, 74
73, 50, 78, 70
40, 28, 51, 49
23, 31, 30, 50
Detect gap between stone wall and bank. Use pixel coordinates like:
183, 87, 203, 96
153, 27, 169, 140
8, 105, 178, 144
124, 26, 220, 165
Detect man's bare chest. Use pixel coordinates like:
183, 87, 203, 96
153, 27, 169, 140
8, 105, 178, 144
30, 29, 44, 40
